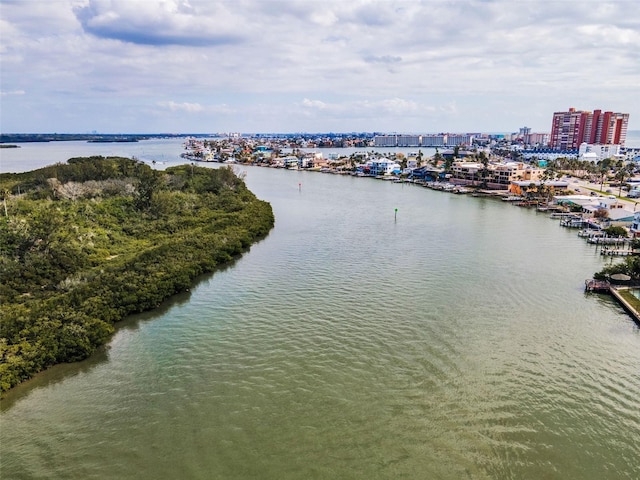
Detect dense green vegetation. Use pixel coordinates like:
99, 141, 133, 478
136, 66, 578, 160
0, 157, 274, 394
593, 236, 640, 282
594, 256, 640, 281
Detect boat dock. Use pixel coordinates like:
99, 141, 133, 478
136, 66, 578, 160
600, 247, 637, 256
550, 212, 576, 219
560, 217, 587, 228
587, 237, 628, 245
585, 279, 611, 292
578, 229, 605, 238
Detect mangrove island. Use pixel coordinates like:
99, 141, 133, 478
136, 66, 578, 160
0, 157, 274, 394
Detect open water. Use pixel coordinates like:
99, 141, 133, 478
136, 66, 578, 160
1, 139, 639, 479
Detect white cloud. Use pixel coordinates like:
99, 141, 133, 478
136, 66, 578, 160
74, 0, 246, 46
1, 0, 639, 133
357, 98, 420, 116
157, 101, 205, 113
0, 90, 26, 96
302, 99, 328, 110
577, 24, 640, 46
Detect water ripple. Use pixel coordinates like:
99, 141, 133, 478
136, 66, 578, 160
2, 168, 639, 480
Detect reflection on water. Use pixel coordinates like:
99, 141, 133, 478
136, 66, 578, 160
0, 347, 110, 412
0, 258, 249, 411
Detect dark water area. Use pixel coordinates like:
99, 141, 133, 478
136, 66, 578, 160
1, 140, 639, 479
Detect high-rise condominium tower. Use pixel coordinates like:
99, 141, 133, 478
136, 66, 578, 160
549, 107, 629, 150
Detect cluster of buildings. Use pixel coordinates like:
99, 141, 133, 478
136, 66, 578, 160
185, 107, 639, 240
202, 106, 638, 165
184, 126, 640, 235
516, 127, 550, 147
373, 133, 477, 147
543, 107, 635, 163
298, 151, 640, 235
372, 107, 636, 163
182, 105, 636, 194
515, 108, 636, 163
554, 194, 637, 227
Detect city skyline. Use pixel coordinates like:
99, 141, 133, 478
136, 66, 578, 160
1, 0, 639, 134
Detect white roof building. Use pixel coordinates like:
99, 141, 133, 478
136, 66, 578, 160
578, 143, 623, 162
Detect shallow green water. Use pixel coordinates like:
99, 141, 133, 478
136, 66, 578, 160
2, 166, 639, 479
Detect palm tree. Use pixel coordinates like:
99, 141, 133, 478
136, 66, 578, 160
615, 162, 634, 197
432, 148, 442, 167
478, 151, 490, 188
598, 158, 614, 192
444, 155, 454, 173
349, 153, 356, 170
538, 167, 558, 203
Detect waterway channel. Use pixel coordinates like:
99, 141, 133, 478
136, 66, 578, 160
1, 140, 639, 479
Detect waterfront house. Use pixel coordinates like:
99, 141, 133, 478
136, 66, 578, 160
450, 161, 545, 190
409, 165, 443, 181
301, 154, 324, 168
630, 212, 640, 236
406, 156, 418, 169
605, 208, 636, 226
449, 161, 484, 186
359, 158, 402, 176
281, 156, 300, 169
493, 162, 543, 188
509, 180, 569, 196
555, 195, 635, 227
553, 194, 597, 208
581, 198, 635, 226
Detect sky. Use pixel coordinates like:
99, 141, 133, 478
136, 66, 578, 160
1, 0, 639, 134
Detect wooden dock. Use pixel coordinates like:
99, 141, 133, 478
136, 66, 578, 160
560, 217, 587, 228
578, 229, 604, 238
587, 237, 628, 245
550, 212, 575, 218
585, 279, 611, 292
600, 248, 638, 256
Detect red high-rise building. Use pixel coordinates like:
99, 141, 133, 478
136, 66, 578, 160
549, 107, 629, 150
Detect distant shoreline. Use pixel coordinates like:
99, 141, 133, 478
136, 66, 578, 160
2, 130, 639, 149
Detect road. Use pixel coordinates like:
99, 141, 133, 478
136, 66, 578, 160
564, 175, 640, 211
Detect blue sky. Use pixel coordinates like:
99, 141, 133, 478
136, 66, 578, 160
1, 0, 639, 134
